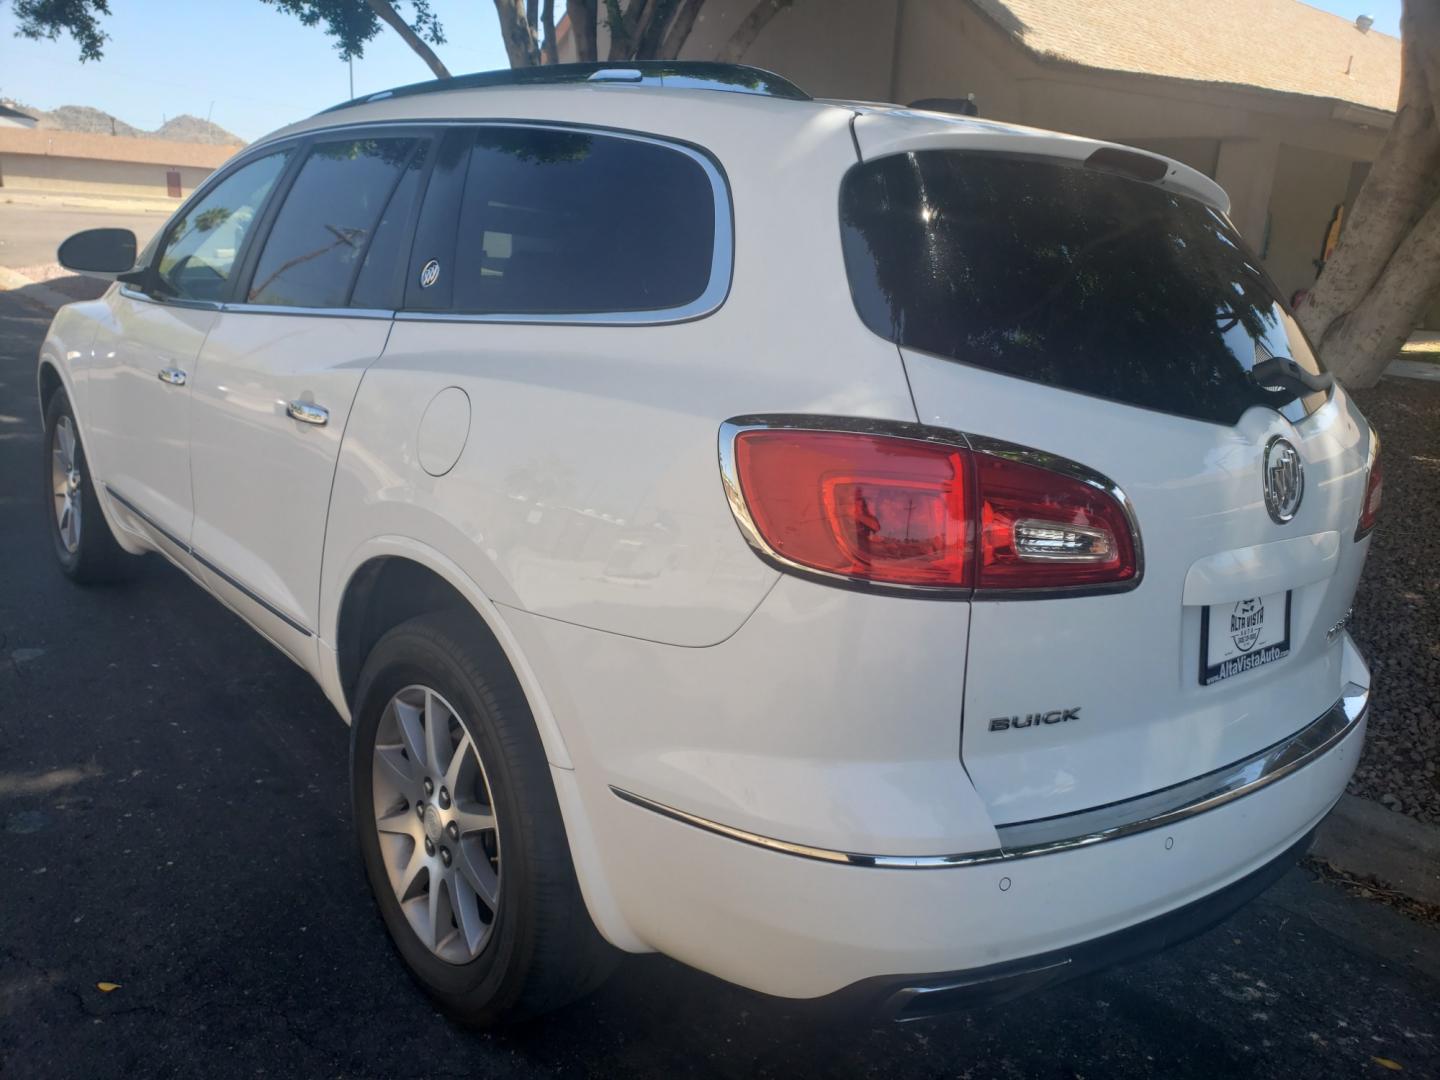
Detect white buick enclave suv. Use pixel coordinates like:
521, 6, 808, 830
40, 63, 1380, 1024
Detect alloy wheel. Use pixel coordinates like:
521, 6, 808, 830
372, 685, 501, 964
51, 415, 82, 553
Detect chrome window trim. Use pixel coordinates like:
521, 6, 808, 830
610, 681, 1367, 869
716, 414, 1145, 600
218, 303, 396, 320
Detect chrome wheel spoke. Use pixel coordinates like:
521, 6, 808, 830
374, 745, 420, 801
56, 420, 75, 469
449, 872, 489, 953
457, 842, 500, 911
422, 689, 453, 777
451, 802, 495, 839
375, 808, 418, 838
392, 696, 427, 768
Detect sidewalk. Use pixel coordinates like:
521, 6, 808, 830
0, 186, 177, 216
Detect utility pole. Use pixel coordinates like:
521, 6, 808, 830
349, 56, 355, 100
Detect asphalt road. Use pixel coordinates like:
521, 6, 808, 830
1, 286, 1437, 1080
0, 203, 167, 269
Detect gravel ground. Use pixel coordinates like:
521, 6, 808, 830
1345, 376, 1440, 825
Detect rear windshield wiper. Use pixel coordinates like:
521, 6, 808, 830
1251, 356, 1334, 399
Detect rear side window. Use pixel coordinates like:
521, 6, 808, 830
406, 126, 717, 317
248, 137, 420, 308
840, 151, 1327, 427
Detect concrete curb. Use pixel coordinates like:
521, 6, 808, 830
1313, 794, 1440, 907
0, 266, 76, 313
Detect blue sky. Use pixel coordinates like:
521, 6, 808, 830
0, 0, 1405, 142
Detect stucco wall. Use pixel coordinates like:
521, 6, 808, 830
0, 153, 212, 199
1265, 144, 1356, 303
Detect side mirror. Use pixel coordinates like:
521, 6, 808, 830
57, 228, 138, 279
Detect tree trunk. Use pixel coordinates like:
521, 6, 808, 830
540, 0, 558, 64
716, 0, 795, 63
1298, 0, 1440, 387
569, 0, 600, 62
491, 0, 542, 67
365, 0, 451, 78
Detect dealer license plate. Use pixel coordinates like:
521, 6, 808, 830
1200, 592, 1292, 686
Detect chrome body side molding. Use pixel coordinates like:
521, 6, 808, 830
611, 682, 1367, 869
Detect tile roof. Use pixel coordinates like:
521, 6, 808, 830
972, 0, 1402, 112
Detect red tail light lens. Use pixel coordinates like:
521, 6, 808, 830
974, 454, 1138, 590
1356, 439, 1382, 539
733, 431, 972, 587
730, 428, 1139, 593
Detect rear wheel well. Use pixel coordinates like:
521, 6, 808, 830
38, 363, 63, 417
337, 557, 509, 712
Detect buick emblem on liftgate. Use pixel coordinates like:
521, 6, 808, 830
1262, 436, 1304, 524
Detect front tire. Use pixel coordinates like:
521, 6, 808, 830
351, 612, 616, 1026
43, 388, 142, 584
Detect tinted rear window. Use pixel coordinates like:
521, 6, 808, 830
840, 152, 1327, 427
447, 127, 717, 316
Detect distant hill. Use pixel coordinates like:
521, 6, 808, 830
153, 115, 244, 146
4, 100, 244, 146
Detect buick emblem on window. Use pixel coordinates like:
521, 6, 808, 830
419, 259, 441, 289
1262, 436, 1304, 524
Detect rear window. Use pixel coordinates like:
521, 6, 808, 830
405, 126, 718, 317
839, 151, 1327, 427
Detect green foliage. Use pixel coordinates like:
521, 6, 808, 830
258, 0, 444, 62
7, 0, 446, 64
11, 0, 112, 62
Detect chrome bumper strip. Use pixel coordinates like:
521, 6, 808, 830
610, 682, 1368, 869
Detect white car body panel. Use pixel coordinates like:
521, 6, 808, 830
188, 310, 386, 657
38, 80, 1377, 1007
86, 294, 216, 549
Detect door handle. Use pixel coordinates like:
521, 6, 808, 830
287, 400, 329, 426
157, 367, 188, 386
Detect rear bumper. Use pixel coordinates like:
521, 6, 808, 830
835, 826, 1316, 1021
570, 677, 1366, 1002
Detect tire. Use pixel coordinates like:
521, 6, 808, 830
43, 388, 142, 584
351, 611, 617, 1026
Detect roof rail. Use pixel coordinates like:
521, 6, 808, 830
320, 61, 810, 115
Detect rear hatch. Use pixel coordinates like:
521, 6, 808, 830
845, 115, 1375, 825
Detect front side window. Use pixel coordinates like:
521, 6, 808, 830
840, 151, 1328, 427
156, 150, 290, 302
427, 126, 717, 317
248, 136, 422, 308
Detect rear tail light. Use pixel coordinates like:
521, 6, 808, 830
728, 426, 1139, 594
1356, 437, 1382, 539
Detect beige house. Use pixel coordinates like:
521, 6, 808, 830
0, 126, 239, 201
565, 0, 1434, 326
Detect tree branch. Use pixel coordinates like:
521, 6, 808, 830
717, 0, 795, 63
657, 0, 704, 58
365, 0, 450, 77
491, 0, 541, 66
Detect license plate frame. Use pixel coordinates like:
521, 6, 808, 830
1199, 591, 1292, 686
